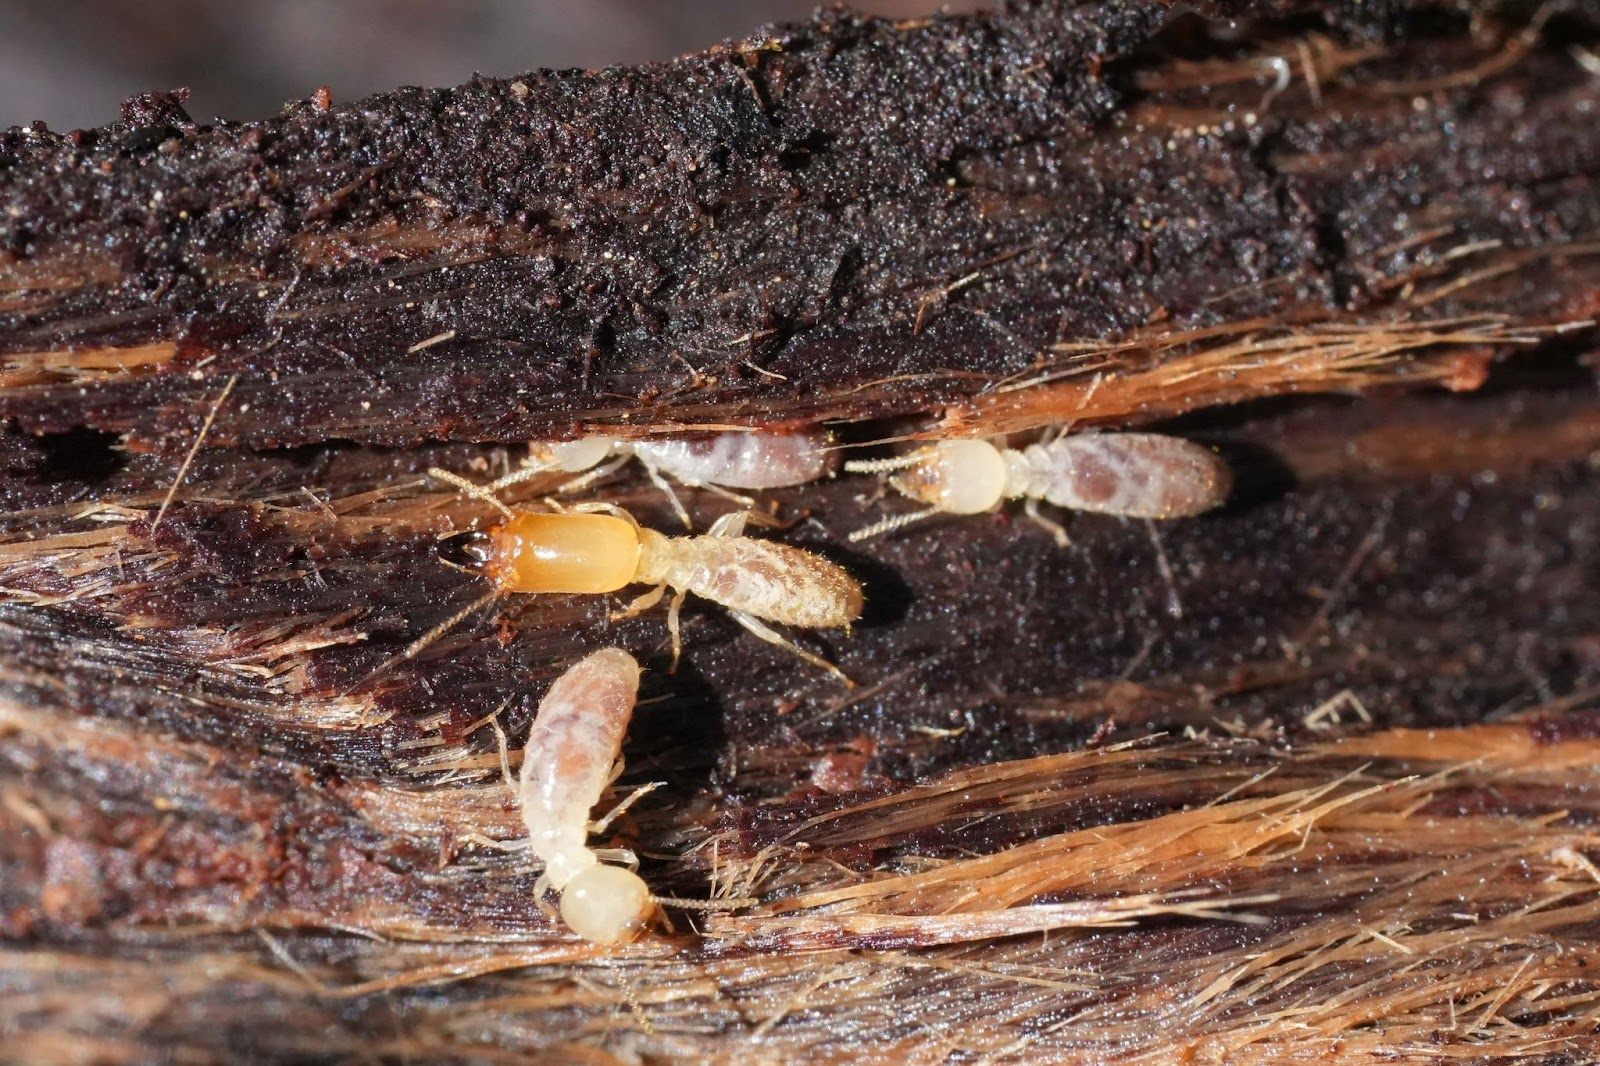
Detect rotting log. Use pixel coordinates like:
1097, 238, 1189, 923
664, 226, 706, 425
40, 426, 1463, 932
2, 0, 1600, 1062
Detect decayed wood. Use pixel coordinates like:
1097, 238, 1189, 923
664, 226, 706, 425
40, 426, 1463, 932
2, 0, 1600, 1062
0, 0, 1596, 449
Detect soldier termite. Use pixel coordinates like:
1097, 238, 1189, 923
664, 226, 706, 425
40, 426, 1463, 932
478, 428, 837, 528
521, 647, 656, 945
845, 432, 1232, 542
415, 466, 863, 684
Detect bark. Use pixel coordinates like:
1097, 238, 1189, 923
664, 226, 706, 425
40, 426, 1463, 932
2, 0, 1600, 1062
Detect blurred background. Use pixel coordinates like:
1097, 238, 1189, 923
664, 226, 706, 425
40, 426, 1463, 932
0, 1, 986, 131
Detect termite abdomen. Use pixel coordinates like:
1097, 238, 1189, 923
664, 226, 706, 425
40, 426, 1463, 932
636, 528, 864, 629
1017, 434, 1233, 519
630, 429, 837, 490
520, 647, 656, 945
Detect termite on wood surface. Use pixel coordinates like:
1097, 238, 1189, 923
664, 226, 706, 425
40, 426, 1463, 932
846, 432, 1232, 542
520, 647, 656, 945
512, 648, 758, 944
480, 428, 837, 528
416, 466, 862, 683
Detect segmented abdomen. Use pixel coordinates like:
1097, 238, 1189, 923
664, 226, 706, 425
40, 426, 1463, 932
663, 537, 863, 628
632, 429, 835, 489
1025, 434, 1231, 518
519, 648, 641, 889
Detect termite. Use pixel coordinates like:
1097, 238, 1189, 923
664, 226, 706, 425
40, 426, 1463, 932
521, 647, 656, 945
479, 428, 836, 527
845, 432, 1232, 542
419, 466, 863, 683
511, 648, 758, 945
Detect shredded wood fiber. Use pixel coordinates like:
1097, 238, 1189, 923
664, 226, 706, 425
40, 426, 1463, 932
1, 0, 1599, 1062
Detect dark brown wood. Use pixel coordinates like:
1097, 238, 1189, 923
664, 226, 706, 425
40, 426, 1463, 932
1, 0, 1596, 450
2, 1, 1600, 1062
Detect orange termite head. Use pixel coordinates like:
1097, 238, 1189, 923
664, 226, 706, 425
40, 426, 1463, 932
480, 511, 642, 595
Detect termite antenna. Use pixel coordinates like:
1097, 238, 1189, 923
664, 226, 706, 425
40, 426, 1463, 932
426, 466, 516, 519
605, 956, 656, 1036
400, 588, 506, 663
650, 894, 760, 911
847, 506, 942, 542
481, 462, 559, 496
843, 449, 935, 474
341, 588, 504, 695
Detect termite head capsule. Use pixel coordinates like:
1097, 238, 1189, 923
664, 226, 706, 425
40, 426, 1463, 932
559, 864, 655, 945
483, 512, 642, 594
891, 439, 1008, 514
528, 435, 619, 473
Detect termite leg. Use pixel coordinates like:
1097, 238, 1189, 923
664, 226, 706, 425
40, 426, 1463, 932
665, 586, 689, 671
1023, 498, 1072, 548
531, 874, 561, 921
1043, 422, 1074, 445
589, 781, 663, 835
636, 459, 694, 529
568, 499, 643, 533
456, 831, 532, 853
426, 467, 515, 519
592, 846, 641, 871
728, 608, 853, 687
612, 583, 668, 621
706, 510, 749, 538
685, 479, 758, 511
554, 455, 631, 495
491, 714, 515, 791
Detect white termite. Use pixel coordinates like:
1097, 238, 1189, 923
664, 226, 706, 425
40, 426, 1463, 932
845, 431, 1232, 542
521, 647, 656, 945
481, 428, 837, 527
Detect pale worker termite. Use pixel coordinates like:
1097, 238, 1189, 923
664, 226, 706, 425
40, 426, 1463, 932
846, 431, 1232, 542
521, 647, 655, 945
422, 467, 863, 683
481, 428, 837, 527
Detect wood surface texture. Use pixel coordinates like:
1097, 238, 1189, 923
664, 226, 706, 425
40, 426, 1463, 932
2, 0, 1599, 1061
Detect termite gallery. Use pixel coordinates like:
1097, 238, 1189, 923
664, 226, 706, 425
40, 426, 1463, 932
846, 431, 1233, 541
479, 427, 837, 528
519, 647, 655, 945
427, 467, 864, 683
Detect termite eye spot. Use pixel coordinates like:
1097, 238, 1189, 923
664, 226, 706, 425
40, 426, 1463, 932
440, 530, 490, 567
